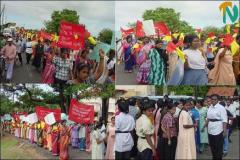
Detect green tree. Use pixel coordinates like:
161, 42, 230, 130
44, 9, 80, 34
202, 26, 225, 37
98, 28, 113, 44
142, 7, 194, 34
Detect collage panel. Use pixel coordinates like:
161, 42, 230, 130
1, 83, 116, 159
116, 1, 239, 86
0, 1, 115, 84
115, 85, 240, 160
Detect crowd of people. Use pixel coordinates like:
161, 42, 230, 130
115, 95, 239, 160
1, 115, 115, 160
117, 33, 240, 85
0, 31, 115, 84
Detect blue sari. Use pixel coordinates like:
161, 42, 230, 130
124, 46, 135, 71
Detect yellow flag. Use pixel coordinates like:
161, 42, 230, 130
40, 121, 45, 129
205, 38, 212, 44
212, 47, 218, 53
172, 33, 179, 39
231, 41, 240, 56
226, 25, 231, 34
179, 33, 184, 40
235, 22, 240, 28
88, 36, 97, 45
163, 35, 172, 42
133, 43, 140, 49
176, 48, 185, 63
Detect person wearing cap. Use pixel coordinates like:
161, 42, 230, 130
0, 38, 17, 82
175, 99, 196, 159
202, 94, 227, 160
148, 39, 168, 85
136, 98, 156, 160
115, 99, 135, 160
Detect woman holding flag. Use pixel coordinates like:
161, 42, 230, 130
208, 45, 236, 85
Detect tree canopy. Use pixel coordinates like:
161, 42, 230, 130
0, 84, 115, 115
142, 7, 195, 34
98, 28, 113, 44
44, 9, 80, 34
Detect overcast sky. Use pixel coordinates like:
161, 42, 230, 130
115, 1, 239, 31
2, 1, 115, 36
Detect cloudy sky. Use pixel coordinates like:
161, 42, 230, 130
2, 1, 115, 36
116, 1, 238, 30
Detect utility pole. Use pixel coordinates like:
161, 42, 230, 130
0, 4, 5, 32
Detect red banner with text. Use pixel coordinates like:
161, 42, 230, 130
68, 99, 94, 124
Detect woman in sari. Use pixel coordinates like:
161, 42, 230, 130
148, 40, 167, 85
52, 123, 60, 156
37, 122, 43, 147
59, 120, 71, 160
123, 35, 135, 73
175, 100, 196, 160
71, 123, 79, 148
105, 116, 115, 160
46, 125, 52, 151
41, 49, 55, 84
85, 124, 91, 152
208, 45, 236, 85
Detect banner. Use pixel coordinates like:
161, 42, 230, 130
68, 99, 94, 124
89, 42, 111, 62
143, 20, 156, 36
38, 30, 53, 40
44, 113, 56, 125
35, 106, 61, 122
58, 21, 85, 50
26, 113, 38, 124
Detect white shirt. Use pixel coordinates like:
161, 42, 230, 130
184, 49, 206, 69
15, 40, 22, 53
100, 124, 106, 140
233, 101, 239, 116
78, 126, 86, 138
207, 103, 227, 135
115, 112, 135, 152
226, 104, 237, 118
174, 107, 181, 118
25, 42, 33, 54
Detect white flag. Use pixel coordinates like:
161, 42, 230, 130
27, 113, 38, 124
143, 20, 156, 36
44, 112, 56, 125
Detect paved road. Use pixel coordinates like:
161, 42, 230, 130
197, 129, 239, 159
12, 53, 41, 83
116, 63, 138, 85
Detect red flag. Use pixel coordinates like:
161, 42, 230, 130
166, 41, 177, 53
176, 39, 184, 47
154, 22, 170, 35
135, 20, 145, 38
221, 34, 234, 47
120, 27, 134, 37
35, 106, 61, 122
12, 112, 28, 121
68, 99, 94, 124
58, 21, 85, 50
39, 30, 53, 40
84, 30, 91, 39
208, 32, 215, 38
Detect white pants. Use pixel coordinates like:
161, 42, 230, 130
6, 63, 14, 80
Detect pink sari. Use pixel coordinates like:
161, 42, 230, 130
41, 54, 55, 84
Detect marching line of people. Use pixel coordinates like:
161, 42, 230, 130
115, 95, 239, 160
1, 116, 115, 160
